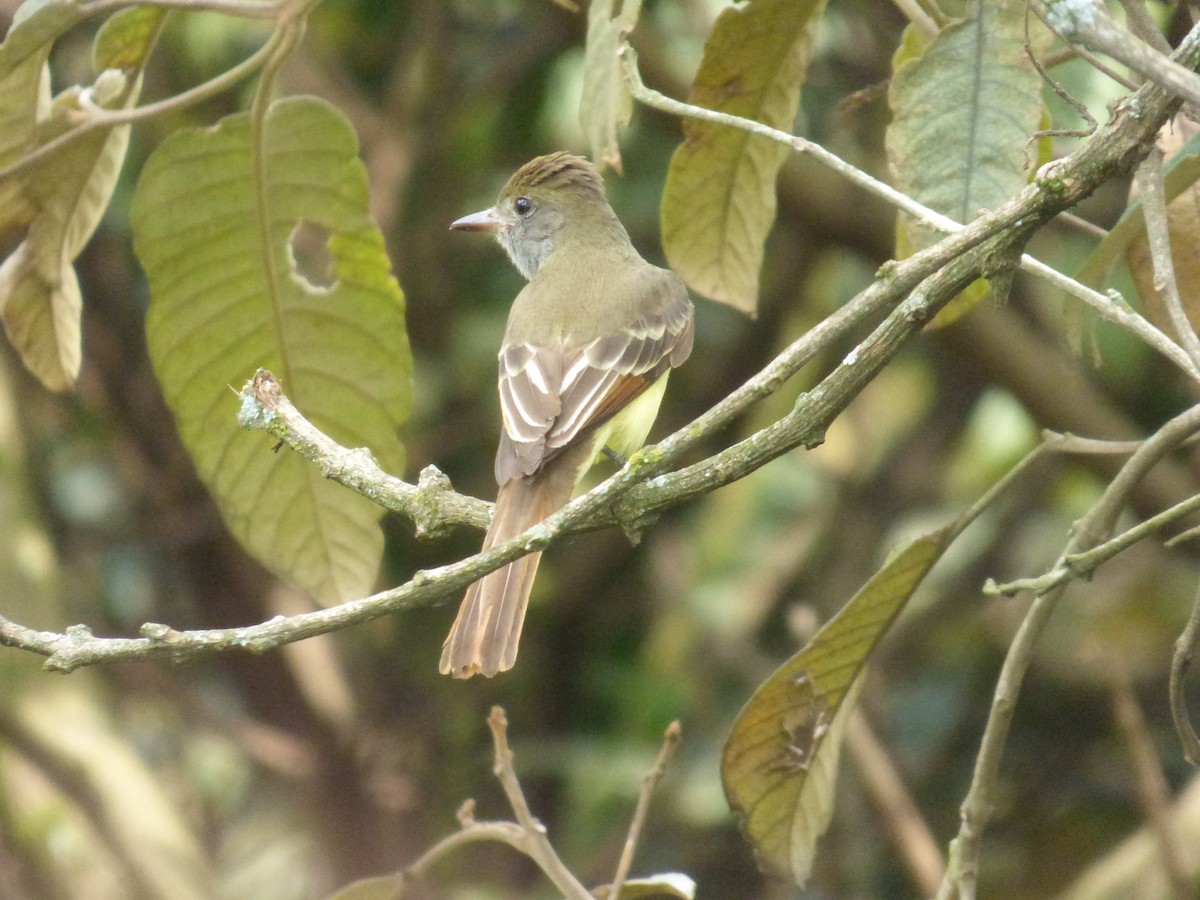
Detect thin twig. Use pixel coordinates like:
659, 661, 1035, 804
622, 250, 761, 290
487, 707, 593, 900
1116, 0, 1172, 54
1027, 2, 1098, 137
1041, 431, 1145, 455
1057, 212, 1106, 238
845, 710, 944, 896
0, 27, 287, 186
1105, 658, 1192, 899
1135, 147, 1200, 371
0, 20, 1193, 673
937, 403, 1200, 900
620, 45, 1200, 384
890, 0, 939, 37
399, 820, 530, 892
1041, 2, 1200, 106
399, 712, 683, 897
1170, 579, 1200, 764
610, 721, 682, 899
986, 488, 1200, 597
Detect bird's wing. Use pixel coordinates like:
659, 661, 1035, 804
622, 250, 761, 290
494, 275, 693, 484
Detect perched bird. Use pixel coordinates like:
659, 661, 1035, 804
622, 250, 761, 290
442, 152, 694, 678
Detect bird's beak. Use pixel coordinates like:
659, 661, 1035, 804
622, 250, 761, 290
450, 207, 502, 233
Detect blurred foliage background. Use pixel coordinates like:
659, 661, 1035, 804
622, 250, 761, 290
1, 0, 1199, 898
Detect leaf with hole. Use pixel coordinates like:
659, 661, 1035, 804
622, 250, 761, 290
133, 96, 411, 604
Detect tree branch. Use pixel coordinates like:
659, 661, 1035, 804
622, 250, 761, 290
1170, 578, 1200, 765
485, 707, 593, 900
1134, 146, 1200, 371
620, 44, 1200, 383
937, 401, 1200, 900
2, 6, 1196, 673
1042, 0, 1200, 106
609, 720, 682, 899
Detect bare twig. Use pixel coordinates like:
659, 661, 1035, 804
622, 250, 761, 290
620, 44, 1200, 383
937, 402, 1200, 900
1042, 2, 1200, 106
0, 25, 290, 186
1116, 0, 1172, 55
1135, 147, 1200, 371
845, 710, 944, 896
1170, 579, 1200, 764
610, 721, 682, 899
236, 370, 491, 535
1105, 659, 1192, 899
487, 707, 593, 900
396, 710, 682, 898
1027, 2, 1098, 137
1041, 431, 1146, 455
986, 488, 1200, 597
890, 0, 939, 37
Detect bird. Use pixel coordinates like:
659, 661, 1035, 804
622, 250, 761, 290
441, 152, 694, 678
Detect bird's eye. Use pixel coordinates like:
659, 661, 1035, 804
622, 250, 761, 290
514, 196, 533, 215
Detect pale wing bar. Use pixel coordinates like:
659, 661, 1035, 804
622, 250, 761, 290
495, 296, 693, 484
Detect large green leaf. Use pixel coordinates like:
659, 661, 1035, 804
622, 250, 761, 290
580, 0, 642, 173
886, 0, 1042, 325
0, 4, 160, 391
661, 0, 826, 315
133, 97, 411, 604
722, 526, 953, 885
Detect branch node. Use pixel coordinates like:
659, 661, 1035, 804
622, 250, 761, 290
140, 622, 178, 642
237, 368, 282, 430
414, 465, 462, 539
456, 798, 477, 827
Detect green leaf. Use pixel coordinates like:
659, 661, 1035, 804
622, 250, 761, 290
92, 5, 167, 70
580, 0, 642, 173
133, 97, 411, 604
0, 4, 159, 390
592, 873, 696, 899
886, 0, 1043, 326
661, 0, 826, 315
0, 2, 83, 177
721, 526, 954, 885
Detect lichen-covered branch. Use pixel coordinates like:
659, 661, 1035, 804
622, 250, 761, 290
2, 8, 1197, 674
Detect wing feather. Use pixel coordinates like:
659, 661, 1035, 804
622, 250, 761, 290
494, 269, 694, 483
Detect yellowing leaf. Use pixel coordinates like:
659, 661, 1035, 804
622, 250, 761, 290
661, 0, 826, 315
0, 4, 160, 390
1078, 129, 1200, 291
886, 0, 1042, 326
722, 526, 953, 885
133, 97, 412, 604
580, 0, 642, 173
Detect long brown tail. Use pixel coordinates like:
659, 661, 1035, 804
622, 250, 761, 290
440, 449, 583, 678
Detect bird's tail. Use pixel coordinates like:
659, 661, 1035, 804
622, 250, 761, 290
440, 448, 584, 678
